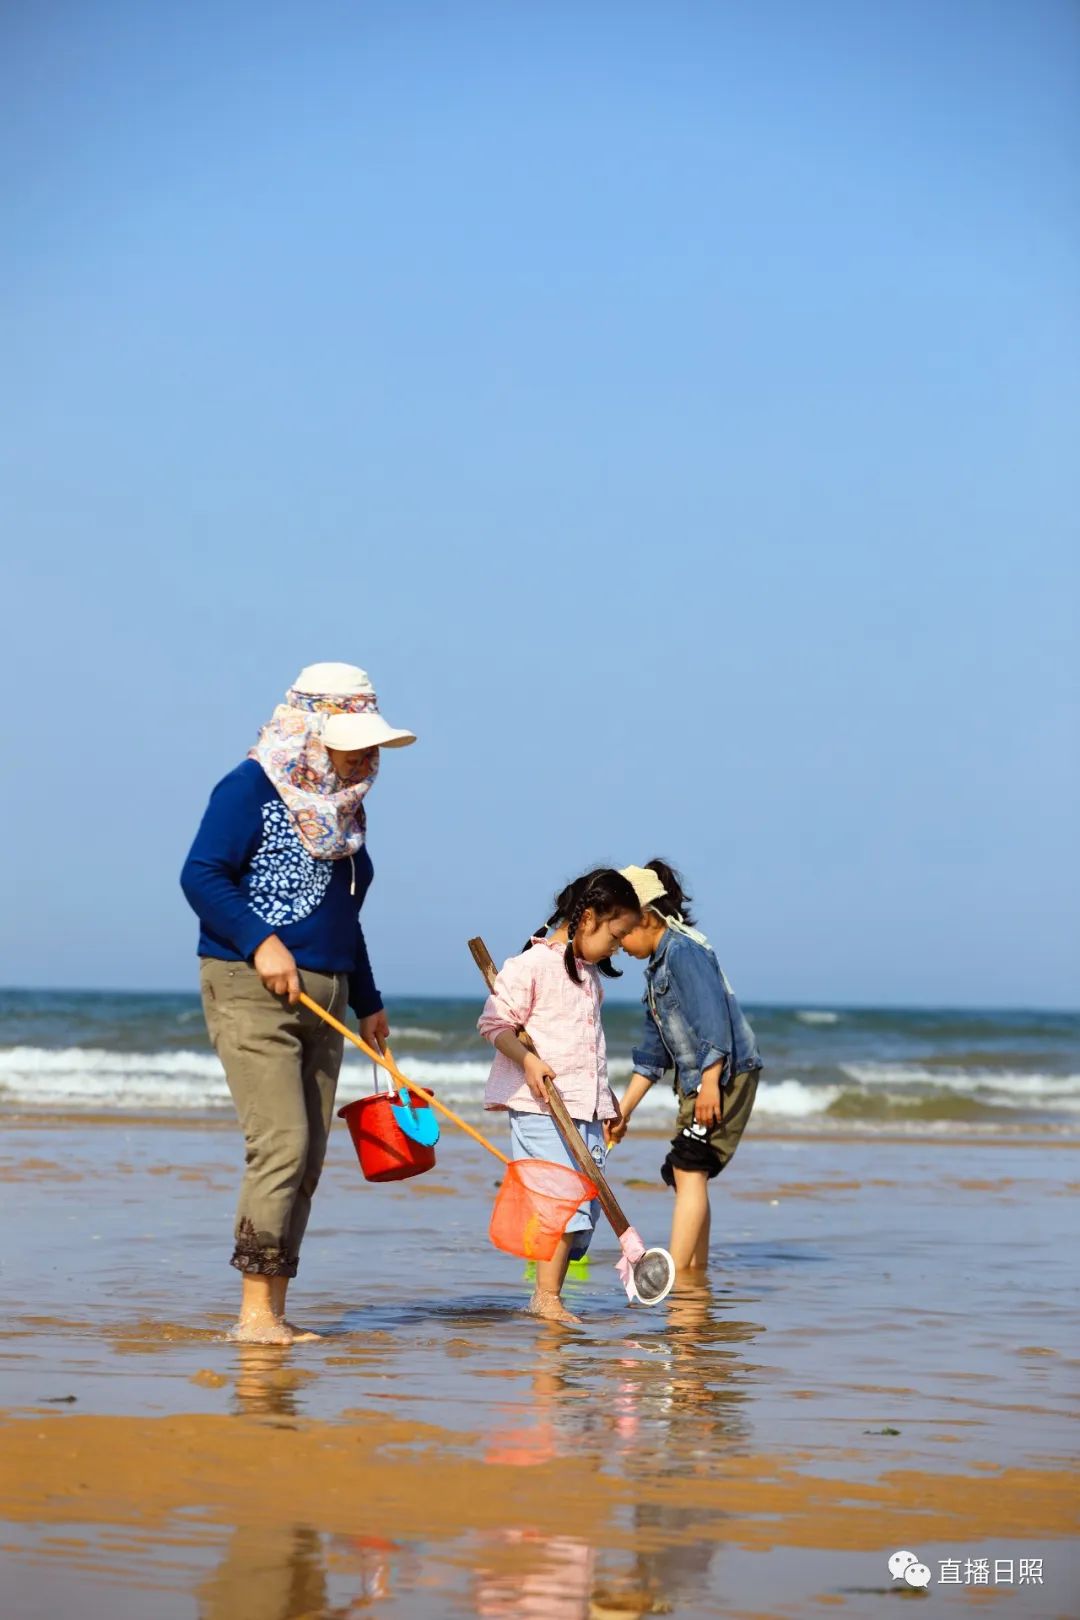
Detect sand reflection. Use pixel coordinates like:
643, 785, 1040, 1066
197, 1525, 327, 1620
231, 1344, 316, 1422
475, 1277, 764, 1617
197, 1522, 409, 1619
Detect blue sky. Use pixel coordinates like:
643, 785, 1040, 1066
2, 1, 1077, 1007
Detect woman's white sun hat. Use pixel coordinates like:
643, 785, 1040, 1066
292, 662, 417, 750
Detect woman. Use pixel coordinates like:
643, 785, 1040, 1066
181, 662, 415, 1343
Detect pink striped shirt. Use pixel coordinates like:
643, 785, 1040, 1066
478, 937, 618, 1121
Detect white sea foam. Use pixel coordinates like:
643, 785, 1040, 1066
840, 1063, 1080, 1107
0, 1046, 230, 1110
755, 1078, 842, 1117
0, 1047, 224, 1078
0, 1046, 496, 1111
339, 1054, 492, 1089
339, 1052, 638, 1094
4, 1043, 1077, 1121
795, 1010, 841, 1025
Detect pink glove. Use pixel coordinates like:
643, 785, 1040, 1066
614, 1226, 647, 1302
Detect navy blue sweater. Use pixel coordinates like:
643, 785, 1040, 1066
180, 760, 382, 1018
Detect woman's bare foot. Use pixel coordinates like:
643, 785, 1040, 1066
228, 1312, 293, 1345
281, 1321, 323, 1343
525, 1289, 580, 1325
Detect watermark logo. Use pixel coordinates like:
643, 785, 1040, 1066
888, 1551, 1044, 1589
889, 1551, 931, 1588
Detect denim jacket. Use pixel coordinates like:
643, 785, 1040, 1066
631, 929, 762, 1098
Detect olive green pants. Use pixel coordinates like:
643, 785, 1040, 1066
200, 958, 347, 1278
661, 1069, 760, 1188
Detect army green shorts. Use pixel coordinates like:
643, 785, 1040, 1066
661, 1068, 760, 1188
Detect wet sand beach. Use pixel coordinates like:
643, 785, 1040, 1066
1, 1119, 1077, 1617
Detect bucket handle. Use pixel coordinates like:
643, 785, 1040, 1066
371, 1061, 401, 1098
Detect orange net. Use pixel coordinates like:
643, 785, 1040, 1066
489, 1159, 598, 1261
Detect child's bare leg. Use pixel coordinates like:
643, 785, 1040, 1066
669, 1168, 711, 1270
528, 1237, 580, 1324
231, 1275, 293, 1344
690, 1194, 711, 1269
268, 1276, 322, 1343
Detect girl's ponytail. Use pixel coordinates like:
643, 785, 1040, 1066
646, 859, 695, 926
522, 905, 562, 956
562, 887, 590, 984
522, 874, 587, 957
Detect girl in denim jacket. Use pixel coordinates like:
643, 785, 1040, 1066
609, 861, 762, 1271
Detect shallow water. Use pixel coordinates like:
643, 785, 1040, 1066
1, 1120, 1077, 1616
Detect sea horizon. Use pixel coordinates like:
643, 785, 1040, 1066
1, 982, 1077, 1017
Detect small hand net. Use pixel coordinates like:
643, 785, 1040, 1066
489, 1159, 598, 1261
633, 1246, 676, 1305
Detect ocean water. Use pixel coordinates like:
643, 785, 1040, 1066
1, 989, 1077, 1135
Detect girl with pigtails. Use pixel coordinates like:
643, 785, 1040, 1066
478, 868, 642, 1323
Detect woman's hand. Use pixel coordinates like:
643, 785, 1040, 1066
523, 1051, 556, 1104
253, 935, 301, 1002
360, 1010, 390, 1054
694, 1073, 723, 1128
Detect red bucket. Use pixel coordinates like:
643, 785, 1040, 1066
337, 1089, 437, 1183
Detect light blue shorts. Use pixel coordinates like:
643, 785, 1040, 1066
508, 1110, 606, 1259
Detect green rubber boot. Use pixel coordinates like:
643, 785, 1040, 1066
524, 1256, 590, 1282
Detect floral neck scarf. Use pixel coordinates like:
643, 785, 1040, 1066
250, 687, 379, 859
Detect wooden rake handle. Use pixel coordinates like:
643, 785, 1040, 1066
467, 936, 630, 1238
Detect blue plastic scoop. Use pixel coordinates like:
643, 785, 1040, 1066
390, 1091, 440, 1147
